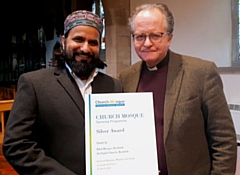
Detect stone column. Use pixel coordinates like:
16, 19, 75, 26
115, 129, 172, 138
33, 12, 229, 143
102, 0, 131, 78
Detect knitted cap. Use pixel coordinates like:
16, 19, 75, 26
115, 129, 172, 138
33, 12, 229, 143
64, 10, 103, 35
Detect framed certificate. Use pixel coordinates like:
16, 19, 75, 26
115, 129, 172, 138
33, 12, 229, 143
85, 92, 158, 175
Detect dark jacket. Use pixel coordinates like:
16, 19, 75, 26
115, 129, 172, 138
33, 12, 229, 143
3, 67, 122, 175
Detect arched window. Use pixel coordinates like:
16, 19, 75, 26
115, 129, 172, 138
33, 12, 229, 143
92, 0, 105, 61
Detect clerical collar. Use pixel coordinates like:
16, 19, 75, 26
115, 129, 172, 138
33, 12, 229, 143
148, 66, 158, 71
146, 52, 169, 71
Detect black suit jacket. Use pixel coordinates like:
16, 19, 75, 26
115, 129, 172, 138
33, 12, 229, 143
3, 67, 122, 175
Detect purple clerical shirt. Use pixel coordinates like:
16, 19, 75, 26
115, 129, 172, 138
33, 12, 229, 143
137, 55, 169, 175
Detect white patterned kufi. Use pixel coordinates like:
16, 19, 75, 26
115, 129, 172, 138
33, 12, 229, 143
64, 10, 103, 35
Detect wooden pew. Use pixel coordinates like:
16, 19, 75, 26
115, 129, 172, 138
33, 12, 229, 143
0, 85, 16, 143
0, 87, 16, 100
0, 100, 14, 140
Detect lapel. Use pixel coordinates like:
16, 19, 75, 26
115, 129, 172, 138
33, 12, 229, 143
54, 67, 85, 116
164, 50, 184, 141
125, 61, 143, 92
91, 73, 108, 93
124, 52, 183, 142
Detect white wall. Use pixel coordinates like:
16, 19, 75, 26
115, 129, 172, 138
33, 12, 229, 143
221, 74, 240, 104
130, 0, 240, 106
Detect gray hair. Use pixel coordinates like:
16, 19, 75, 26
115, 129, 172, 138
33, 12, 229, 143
129, 3, 174, 34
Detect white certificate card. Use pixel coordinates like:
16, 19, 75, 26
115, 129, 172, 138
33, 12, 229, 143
85, 92, 158, 175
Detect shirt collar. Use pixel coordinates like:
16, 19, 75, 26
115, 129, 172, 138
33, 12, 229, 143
65, 62, 98, 86
146, 51, 169, 71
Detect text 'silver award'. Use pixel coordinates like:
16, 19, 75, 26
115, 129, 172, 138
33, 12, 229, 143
85, 92, 158, 175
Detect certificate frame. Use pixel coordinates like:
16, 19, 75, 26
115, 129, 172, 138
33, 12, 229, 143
85, 92, 158, 175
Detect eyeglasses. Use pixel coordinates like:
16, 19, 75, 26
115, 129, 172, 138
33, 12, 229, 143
132, 32, 170, 44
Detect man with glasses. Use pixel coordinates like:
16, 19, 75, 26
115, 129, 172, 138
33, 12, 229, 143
119, 3, 237, 175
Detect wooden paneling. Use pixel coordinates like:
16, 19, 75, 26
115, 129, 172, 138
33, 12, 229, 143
0, 144, 18, 175
0, 100, 14, 140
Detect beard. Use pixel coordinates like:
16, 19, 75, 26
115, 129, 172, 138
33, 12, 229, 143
63, 49, 106, 78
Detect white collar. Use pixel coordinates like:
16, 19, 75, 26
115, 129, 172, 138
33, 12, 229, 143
147, 66, 158, 71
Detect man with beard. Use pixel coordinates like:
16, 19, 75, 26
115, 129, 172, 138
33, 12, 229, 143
3, 10, 122, 175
